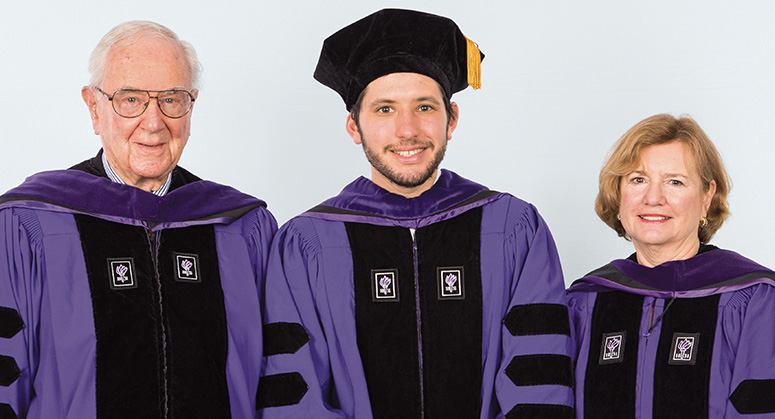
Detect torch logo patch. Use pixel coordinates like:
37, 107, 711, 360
437, 267, 465, 300
371, 269, 399, 302
175, 253, 201, 282
669, 333, 700, 365
599, 332, 626, 364
108, 258, 137, 289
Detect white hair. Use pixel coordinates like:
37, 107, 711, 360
87, 20, 201, 88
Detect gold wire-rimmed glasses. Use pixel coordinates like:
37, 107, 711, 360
94, 87, 196, 119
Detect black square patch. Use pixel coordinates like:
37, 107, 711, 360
174, 253, 201, 282
371, 269, 399, 302
437, 266, 465, 300
669, 332, 700, 365
599, 331, 626, 365
107, 258, 137, 289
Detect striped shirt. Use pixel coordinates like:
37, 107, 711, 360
102, 153, 172, 197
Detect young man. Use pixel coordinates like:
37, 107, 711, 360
258, 9, 573, 418
0, 21, 276, 418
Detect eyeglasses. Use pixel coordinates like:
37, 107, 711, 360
95, 87, 196, 119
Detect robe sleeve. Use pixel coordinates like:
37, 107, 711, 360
258, 219, 345, 419
723, 283, 775, 417
565, 288, 593, 418
245, 206, 278, 289
0, 208, 42, 418
495, 202, 575, 418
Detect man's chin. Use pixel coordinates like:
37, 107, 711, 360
384, 170, 437, 189
132, 165, 173, 183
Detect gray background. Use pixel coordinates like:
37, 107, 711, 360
2, 1, 773, 285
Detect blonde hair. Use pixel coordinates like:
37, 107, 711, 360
87, 20, 201, 88
595, 114, 730, 243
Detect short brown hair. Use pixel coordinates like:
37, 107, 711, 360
595, 114, 730, 243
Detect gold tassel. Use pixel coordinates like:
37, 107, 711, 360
465, 36, 482, 89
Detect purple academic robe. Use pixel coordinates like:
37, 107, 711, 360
0, 168, 277, 418
567, 247, 775, 418
258, 170, 574, 419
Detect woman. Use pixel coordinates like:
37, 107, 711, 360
567, 114, 775, 418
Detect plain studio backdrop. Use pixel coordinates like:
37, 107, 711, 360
1, 1, 773, 285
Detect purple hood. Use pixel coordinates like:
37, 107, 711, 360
303, 169, 505, 228
0, 169, 264, 227
568, 248, 775, 298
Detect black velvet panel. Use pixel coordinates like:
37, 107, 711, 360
346, 222, 421, 418
347, 208, 484, 419
256, 372, 309, 409
157, 225, 230, 418
0, 307, 23, 339
583, 291, 644, 418
0, 403, 17, 419
506, 403, 574, 419
76, 217, 231, 418
730, 379, 775, 414
505, 354, 573, 387
264, 322, 310, 356
503, 303, 571, 336
75, 215, 164, 418
653, 296, 719, 418
415, 208, 483, 419
0, 355, 20, 386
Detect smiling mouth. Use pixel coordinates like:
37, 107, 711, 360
393, 148, 424, 157
639, 215, 670, 221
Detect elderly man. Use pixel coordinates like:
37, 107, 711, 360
258, 9, 574, 419
0, 21, 276, 418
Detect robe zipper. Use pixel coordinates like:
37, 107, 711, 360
148, 227, 169, 418
411, 232, 425, 419
647, 299, 656, 331
636, 298, 656, 417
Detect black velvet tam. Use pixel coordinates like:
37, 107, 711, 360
314, 8, 485, 111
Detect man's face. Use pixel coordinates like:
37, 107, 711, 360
346, 72, 458, 197
82, 36, 197, 191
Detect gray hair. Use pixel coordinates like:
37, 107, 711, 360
88, 20, 201, 89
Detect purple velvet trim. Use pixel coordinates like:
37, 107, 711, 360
153, 217, 245, 231
303, 193, 506, 228
568, 276, 775, 299
1, 170, 264, 223
611, 250, 772, 290
303, 169, 499, 227
568, 249, 775, 298
318, 170, 487, 217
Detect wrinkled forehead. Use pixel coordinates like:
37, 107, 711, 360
104, 36, 191, 89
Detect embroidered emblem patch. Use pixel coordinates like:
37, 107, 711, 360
437, 266, 465, 300
599, 331, 626, 364
107, 258, 137, 289
371, 269, 399, 302
669, 332, 700, 365
174, 253, 201, 282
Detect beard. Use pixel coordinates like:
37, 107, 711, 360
361, 135, 448, 188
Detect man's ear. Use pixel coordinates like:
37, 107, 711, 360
447, 102, 459, 139
346, 113, 362, 144
81, 86, 101, 135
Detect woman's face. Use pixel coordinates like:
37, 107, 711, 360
619, 141, 716, 260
